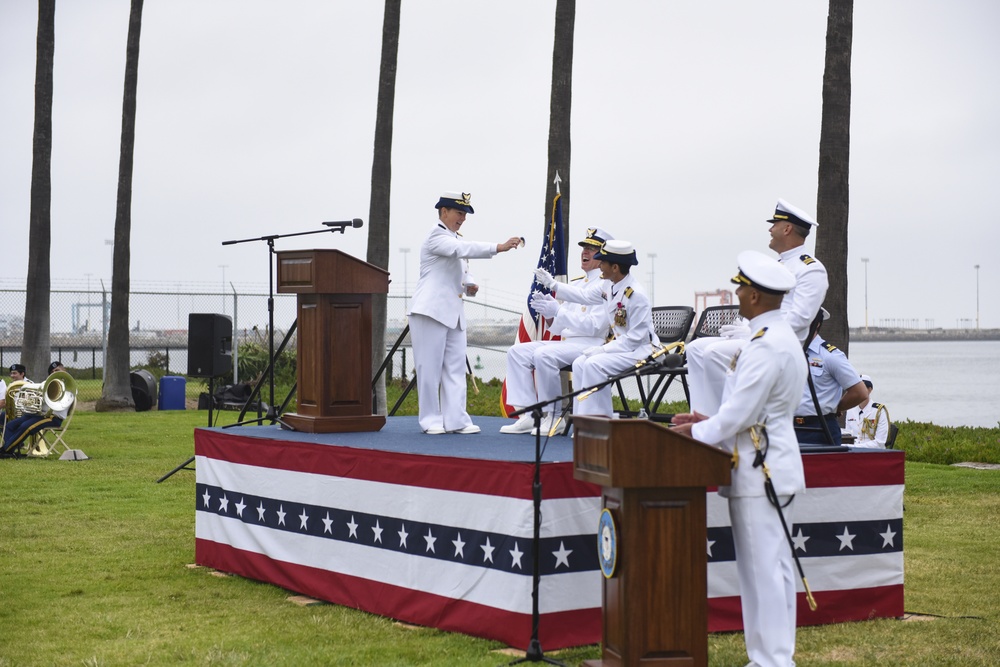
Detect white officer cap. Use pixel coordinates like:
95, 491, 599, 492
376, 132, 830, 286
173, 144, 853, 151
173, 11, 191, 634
731, 250, 795, 294
594, 239, 639, 266
766, 198, 817, 229
578, 227, 614, 248
860, 374, 873, 388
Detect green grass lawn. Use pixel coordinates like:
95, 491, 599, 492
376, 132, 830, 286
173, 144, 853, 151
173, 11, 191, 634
1, 391, 999, 665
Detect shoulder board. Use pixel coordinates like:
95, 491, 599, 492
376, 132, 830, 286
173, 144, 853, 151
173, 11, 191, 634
822, 341, 839, 353
800, 254, 816, 265
624, 286, 634, 299
751, 327, 768, 341
872, 402, 883, 409
570, 275, 585, 282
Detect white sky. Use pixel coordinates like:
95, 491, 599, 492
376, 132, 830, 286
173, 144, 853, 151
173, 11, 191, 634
1, 0, 997, 329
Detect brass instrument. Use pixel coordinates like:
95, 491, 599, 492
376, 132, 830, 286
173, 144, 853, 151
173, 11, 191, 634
4, 371, 77, 421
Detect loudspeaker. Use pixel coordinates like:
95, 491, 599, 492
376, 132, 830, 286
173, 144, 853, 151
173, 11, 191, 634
187, 313, 233, 378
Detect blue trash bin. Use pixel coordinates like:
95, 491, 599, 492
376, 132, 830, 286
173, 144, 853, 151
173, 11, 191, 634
158, 376, 186, 410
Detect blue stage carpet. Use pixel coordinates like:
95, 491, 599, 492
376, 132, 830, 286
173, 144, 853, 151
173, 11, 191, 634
207, 416, 574, 464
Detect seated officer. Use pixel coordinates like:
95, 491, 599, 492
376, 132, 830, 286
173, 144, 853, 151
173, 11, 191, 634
845, 374, 891, 448
794, 308, 868, 445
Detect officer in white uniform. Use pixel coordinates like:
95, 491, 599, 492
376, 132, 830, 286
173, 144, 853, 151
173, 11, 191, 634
794, 309, 868, 445
673, 250, 807, 667
687, 199, 828, 416
571, 240, 660, 418
500, 228, 614, 435
845, 375, 891, 448
408, 192, 522, 434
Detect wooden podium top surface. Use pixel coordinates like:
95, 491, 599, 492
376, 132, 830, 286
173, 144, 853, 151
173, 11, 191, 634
573, 416, 732, 489
276, 249, 389, 295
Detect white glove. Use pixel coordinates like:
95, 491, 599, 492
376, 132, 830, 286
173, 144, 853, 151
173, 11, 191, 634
582, 345, 604, 357
529, 292, 560, 318
719, 320, 752, 340
533, 267, 556, 290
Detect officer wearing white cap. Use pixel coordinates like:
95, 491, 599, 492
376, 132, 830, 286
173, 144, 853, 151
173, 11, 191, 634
845, 374, 891, 448
408, 191, 522, 435
501, 228, 615, 435
794, 307, 868, 446
687, 199, 829, 417
673, 250, 807, 667
572, 240, 661, 418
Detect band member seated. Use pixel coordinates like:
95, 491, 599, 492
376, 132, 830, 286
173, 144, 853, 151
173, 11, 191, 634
1, 365, 76, 457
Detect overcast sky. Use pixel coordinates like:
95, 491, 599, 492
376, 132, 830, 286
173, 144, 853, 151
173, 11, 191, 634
1, 0, 997, 329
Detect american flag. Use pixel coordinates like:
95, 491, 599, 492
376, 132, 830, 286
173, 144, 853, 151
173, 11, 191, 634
500, 185, 569, 415
517, 188, 568, 342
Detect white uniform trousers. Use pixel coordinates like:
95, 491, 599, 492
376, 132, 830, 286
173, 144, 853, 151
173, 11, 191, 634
729, 494, 798, 667
408, 313, 474, 433
505, 337, 603, 414
686, 336, 747, 415
571, 347, 652, 417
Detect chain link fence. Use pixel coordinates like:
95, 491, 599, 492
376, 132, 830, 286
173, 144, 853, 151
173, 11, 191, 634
1, 287, 678, 406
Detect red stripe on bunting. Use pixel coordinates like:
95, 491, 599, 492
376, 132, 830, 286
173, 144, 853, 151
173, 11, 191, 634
707, 584, 904, 632
802, 451, 905, 488
196, 539, 600, 651
195, 429, 599, 501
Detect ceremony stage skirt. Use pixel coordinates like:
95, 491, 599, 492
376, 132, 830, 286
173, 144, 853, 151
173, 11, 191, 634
194, 417, 904, 650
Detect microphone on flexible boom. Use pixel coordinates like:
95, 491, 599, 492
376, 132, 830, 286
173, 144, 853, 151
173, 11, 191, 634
322, 218, 364, 232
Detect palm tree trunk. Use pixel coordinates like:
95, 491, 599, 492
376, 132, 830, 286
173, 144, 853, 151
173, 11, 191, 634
545, 0, 575, 252
22, 0, 56, 380
97, 0, 144, 411
814, 0, 853, 354
367, 0, 401, 415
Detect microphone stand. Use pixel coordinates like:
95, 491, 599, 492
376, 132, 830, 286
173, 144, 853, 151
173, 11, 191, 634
504, 346, 681, 665
221, 223, 358, 428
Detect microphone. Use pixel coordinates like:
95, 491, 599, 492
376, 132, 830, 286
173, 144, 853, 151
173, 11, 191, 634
322, 218, 364, 231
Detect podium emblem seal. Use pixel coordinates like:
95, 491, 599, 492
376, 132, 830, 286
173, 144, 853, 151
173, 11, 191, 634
598, 508, 618, 579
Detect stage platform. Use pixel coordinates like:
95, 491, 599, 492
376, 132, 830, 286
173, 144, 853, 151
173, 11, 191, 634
194, 416, 904, 650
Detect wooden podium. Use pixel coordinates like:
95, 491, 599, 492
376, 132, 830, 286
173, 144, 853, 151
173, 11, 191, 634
276, 249, 389, 433
573, 417, 732, 667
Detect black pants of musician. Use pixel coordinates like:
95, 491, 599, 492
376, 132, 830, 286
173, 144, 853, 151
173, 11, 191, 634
794, 414, 842, 446
2, 414, 62, 453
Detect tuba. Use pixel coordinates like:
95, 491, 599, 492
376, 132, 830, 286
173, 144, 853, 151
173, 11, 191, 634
4, 371, 77, 421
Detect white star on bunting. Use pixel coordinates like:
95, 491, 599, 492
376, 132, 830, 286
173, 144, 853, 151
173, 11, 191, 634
256, 502, 266, 522
509, 542, 524, 569
424, 528, 437, 553
792, 528, 810, 553
398, 524, 409, 548
298, 509, 309, 530
218, 495, 229, 513
836, 526, 856, 551
347, 516, 359, 539
372, 520, 383, 544
880, 524, 897, 548
277, 505, 286, 526
553, 541, 572, 569
707, 539, 715, 557
452, 533, 466, 558
202, 490, 211, 508
481, 537, 495, 563
322, 512, 334, 534
234, 498, 246, 518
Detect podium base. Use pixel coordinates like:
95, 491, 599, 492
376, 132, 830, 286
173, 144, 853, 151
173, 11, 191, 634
281, 413, 386, 434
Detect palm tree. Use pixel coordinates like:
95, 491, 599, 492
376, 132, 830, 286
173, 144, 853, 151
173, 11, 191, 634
814, 0, 853, 354
97, 0, 144, 411
22, 0, 56, 380
545, 0, 575, 250
366, 0, 401, 415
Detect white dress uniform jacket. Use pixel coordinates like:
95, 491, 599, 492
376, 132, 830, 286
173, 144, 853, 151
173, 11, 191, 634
571, 273, 660, 417
504, 269, 610, 412
845, 401, 890, 448
777, 247, 829, 343
408, 224, 497, 432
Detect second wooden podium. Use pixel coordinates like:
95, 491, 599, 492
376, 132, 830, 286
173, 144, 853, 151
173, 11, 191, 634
276, 249, 389, 433
573, 417, 732, 667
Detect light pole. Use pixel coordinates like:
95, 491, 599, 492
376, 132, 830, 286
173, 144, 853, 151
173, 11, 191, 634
861, 257, 870, 332
975, 264, 980, 330
647, 253, 657, 306
400, 247, 411, 313
219, 264, 229, 315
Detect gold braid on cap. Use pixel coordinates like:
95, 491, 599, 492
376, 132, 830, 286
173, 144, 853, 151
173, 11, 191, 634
457, 193, 472, 206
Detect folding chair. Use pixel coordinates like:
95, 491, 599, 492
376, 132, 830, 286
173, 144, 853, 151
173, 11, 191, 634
614, 306, 695, 417
643, 304, 742, 419
5, 401, 77, 458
